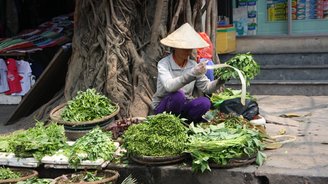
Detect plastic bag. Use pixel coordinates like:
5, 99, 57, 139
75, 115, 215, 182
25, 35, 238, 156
197, 32, 213, 60
219, 97, 259, 120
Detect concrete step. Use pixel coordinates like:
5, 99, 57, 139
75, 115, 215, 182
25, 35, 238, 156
226, 80, 328, 96
255, 64, 328, 80
219, 53, 328, 65
218, 53, 328, 95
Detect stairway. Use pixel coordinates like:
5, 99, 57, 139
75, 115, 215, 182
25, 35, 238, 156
219, 53, 328, 96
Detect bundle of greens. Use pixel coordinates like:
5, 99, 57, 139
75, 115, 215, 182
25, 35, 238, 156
0, 130, 24, 152
0, 167, 21, 180
65, 127, 117, 168
61, 88, 118, 122
9, 122, 67, 161
214, 53, 260, 86
123, 112, 188, 157
210, 88, 255, 109
186, 123, 265, 173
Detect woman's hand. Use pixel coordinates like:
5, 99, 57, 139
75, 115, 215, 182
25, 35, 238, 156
191, 60, 208, 76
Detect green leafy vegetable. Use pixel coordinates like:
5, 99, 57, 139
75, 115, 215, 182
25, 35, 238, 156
123, 112, 188, 156
61, 88, 117, 122
214, 53, 260, 86
187, 122, 265, 173
9, 122, 67, 161
256, 151, 267, 166
83, 171, 104, 182
0, 130, 24, 152
65, 127, 116, 168
0, 167, 21, 180
210, 88, 255, 109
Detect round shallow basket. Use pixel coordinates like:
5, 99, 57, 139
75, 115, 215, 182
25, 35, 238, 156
64, 125, 109, 141
209, 154, 256, 169
52, 170, 119, 184
0, 168, 38, 184
130, 154, 187, 166
49, 103, 120, 129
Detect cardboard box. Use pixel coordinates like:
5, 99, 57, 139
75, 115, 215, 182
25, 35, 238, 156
216, 27, 236, 54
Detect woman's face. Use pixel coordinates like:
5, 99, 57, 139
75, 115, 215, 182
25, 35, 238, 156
174, 48, 193, 60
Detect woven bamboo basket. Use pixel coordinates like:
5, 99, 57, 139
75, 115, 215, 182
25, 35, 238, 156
49, 103, 120, 127
49, 103, 119, 140
0, 168, 38, 184
130, 154, 187, 166
208, 154, 257, 169
52, 170, 119, 184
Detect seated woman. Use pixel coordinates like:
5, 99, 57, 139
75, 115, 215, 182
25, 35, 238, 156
151, 23, 226, 123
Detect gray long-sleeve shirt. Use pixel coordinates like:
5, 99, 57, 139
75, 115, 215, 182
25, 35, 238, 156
151, 54, 223, 109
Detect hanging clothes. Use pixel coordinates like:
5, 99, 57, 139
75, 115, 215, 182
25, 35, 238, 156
0, 58, 9, 93
12, 59, 32, 96
5, 58, 22, 95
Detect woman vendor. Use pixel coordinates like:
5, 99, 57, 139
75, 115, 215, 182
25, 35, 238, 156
151, 23, 226, 123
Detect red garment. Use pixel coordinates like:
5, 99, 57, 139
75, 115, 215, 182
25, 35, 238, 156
5, 58, 22, 95
197, 32, 214, 62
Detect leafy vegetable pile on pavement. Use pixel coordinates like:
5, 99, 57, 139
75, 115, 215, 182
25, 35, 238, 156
65, 127, 117, 168
61, 88, 118, 122
0, 130, 24, 152
123, 112, 188, 157
214, 53, 260, 86
187, 119, 265, 173
8, 122, 67, 161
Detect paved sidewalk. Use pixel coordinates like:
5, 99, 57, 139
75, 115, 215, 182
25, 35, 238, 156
253, 95, 328, 183
0, 95, 328, 183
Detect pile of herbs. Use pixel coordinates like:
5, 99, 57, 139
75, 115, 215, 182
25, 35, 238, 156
123, 112, 188, 157
8, 122, 67, 161
0, 130, 24, 152
65, 127, 117, 168
214, 53, 260, 86
210, 88, 255, 109
186, 121, 265, 173
61, 88, 118, 122
0, 167, 21, 180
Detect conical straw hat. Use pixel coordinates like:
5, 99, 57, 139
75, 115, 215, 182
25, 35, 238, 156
160, 23, 210, 49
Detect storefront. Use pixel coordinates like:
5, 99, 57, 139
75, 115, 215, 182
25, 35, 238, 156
231, 0, 328, 36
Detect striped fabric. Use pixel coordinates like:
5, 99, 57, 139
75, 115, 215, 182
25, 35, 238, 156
0, 14, 73, 54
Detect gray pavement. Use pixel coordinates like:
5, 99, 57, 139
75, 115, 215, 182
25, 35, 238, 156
0, 95, 328, 183
253, 95, 328, 183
